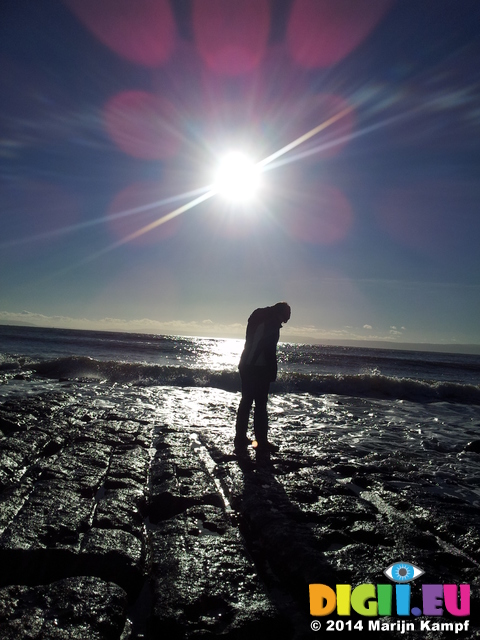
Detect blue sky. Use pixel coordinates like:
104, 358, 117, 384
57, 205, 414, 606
1, 0, 480, 346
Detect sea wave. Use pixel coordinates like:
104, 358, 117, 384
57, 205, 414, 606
2, 355, 479, 405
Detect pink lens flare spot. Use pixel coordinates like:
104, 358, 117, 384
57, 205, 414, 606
287, 0, 394, 69
103, 91, 183, 160
64, 0, 176, 67
193, 0, 270, 75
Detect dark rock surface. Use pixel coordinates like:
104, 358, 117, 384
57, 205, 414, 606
0, 390, 478, 639
0, 576, 128, 640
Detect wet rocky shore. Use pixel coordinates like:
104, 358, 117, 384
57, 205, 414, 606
0, 387, 479, 639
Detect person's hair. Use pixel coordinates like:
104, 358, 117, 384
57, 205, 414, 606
273, 301, 290, 312
272, 301, 291, 320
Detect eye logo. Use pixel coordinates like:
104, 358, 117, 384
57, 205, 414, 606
384, 562, 424, 583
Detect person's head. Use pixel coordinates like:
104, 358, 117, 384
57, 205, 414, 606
273, 301, 291, 325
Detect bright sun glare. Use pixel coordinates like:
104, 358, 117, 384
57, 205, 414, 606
68, 105, 353, 255
214, 152, 260, 202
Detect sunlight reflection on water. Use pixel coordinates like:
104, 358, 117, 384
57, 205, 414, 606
191, 337, 243, 371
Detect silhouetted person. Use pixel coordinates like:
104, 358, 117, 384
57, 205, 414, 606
235, 302, 291, 453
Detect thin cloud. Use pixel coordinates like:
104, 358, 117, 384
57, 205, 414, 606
0, 310, 245, 338
0, 310, 409, 344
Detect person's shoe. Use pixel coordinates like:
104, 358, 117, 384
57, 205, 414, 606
253, 440, 279, 453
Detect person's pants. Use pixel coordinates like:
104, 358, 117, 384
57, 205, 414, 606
235, 372, 270, 443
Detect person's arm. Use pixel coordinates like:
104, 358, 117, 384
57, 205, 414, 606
263, 323, 280, 381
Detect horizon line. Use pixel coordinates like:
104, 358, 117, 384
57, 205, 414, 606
1, 321, 479, 355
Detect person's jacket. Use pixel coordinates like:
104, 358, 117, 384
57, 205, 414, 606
238, 306, 282, 381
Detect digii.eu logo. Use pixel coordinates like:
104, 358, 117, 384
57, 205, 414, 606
309, 561, 471, 634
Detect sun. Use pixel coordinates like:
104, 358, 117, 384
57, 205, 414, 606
213, 152, 260, 202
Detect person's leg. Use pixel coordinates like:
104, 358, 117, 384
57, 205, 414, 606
235, 375, 254, 442
253, 378, 270, 444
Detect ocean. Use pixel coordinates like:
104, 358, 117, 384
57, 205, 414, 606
2, 325, 480, 398
1, 323, 480, 506
1, 324, 480, 637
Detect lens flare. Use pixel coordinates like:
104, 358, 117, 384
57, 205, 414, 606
104, 91, 183, 160
55, 102, 354, 270
287, 0, 393, 69
192, 0, 270, 75
64, 0, 176, 67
